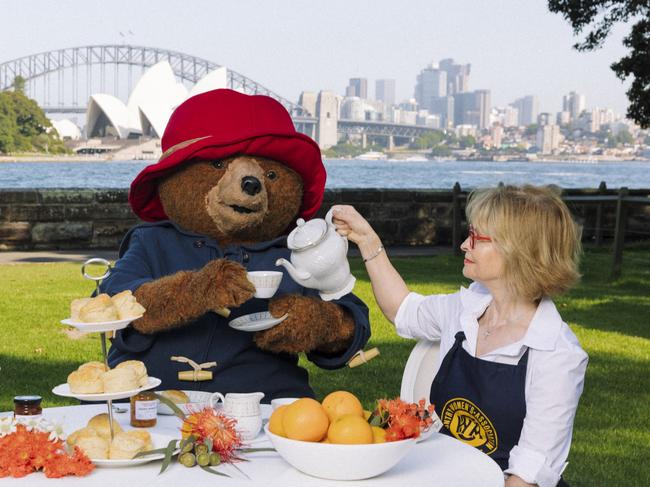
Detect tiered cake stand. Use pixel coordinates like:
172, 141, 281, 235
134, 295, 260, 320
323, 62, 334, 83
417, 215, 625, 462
53, 258, 160, 440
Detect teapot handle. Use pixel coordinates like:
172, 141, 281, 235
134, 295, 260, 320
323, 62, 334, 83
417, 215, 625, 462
326, 208, 348, 253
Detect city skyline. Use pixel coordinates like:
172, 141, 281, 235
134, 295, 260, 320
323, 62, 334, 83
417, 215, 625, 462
0, 0, 633, 116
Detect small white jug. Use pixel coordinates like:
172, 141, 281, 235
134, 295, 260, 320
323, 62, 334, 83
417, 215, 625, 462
209, 392, 265, 440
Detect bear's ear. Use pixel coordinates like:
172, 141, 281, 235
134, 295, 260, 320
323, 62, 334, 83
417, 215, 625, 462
158, 161, 227, 239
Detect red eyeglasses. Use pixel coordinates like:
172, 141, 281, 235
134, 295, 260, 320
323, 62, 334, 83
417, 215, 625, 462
468, 224, 492, 249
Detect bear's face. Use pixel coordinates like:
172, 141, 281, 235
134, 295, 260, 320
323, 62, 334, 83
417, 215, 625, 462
158, 156, 304, 244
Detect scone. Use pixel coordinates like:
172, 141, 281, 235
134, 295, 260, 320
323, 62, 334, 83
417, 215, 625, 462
111, 290, 146, 319
115, 360, 148, 387
68, 367, 104, 394
87, 413, 123, 440
109, 432, 146, 460
71, 297, 92, 321
101, 367, 138, 393
78, 361, 108, 374
78, 294, 119, 323
66, 426, 99, 446
123, 430, 153, 451
159, 389, 189, 404
75, 435, 109, 459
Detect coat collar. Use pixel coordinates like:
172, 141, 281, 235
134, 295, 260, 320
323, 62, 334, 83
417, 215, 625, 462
459, 282, 563, 354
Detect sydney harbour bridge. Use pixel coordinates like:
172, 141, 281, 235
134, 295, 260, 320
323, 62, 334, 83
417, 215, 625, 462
0, 45, 438, 147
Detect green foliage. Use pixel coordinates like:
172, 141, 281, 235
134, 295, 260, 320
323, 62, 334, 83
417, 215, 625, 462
13, 76, 26, 94
524, 123, 539, 136
458, 135, 476, 149
0, 84, 67, 154
323, 143, 373, 158
548, 1, 650, 127
409, 130, 445, 150
429, 145, 452, 157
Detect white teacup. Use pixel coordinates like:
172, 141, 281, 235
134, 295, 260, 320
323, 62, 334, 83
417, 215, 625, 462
247, 271, 283, 299
271, 397, 299, 410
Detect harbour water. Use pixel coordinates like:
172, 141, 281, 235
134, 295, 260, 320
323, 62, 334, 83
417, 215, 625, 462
0, 159, 649, 189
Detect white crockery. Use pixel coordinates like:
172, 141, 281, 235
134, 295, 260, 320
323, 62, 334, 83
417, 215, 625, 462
270, 397, 299, 410
275, 208, 355, 301
157, 390, 213, 415
246, 271, 283, 299
264, 425, 417, 480
52, 377, 161, 402
228, 311, 288, 332
60, 316, 142, 334
210, 392, 265, 441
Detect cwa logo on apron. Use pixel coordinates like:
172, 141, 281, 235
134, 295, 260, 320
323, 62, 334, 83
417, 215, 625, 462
441, 397, 498, 454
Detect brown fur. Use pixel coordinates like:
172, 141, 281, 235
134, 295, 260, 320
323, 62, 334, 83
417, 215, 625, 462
255, 295, 356, 354
132, 156, 356, 354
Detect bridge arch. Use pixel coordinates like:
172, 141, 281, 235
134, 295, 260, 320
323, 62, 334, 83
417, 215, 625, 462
0, 44, 306, 116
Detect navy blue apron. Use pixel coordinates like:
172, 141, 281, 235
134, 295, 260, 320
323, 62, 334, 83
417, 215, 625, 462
430, 331, 529, 471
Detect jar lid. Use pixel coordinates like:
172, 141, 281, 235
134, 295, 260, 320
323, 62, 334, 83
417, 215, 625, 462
287, 218, 327, 250
14, 395, 42, 405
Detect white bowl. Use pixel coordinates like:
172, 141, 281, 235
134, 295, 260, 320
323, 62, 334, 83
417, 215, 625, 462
270, 397, 299, 410
157, 390, 212, 415
247, 271, 283, 299
264, 425, 417, 480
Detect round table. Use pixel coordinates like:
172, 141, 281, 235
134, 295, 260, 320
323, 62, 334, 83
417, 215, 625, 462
1, 404, 504, 486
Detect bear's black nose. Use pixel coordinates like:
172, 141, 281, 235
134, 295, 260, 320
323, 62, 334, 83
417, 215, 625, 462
241, 176, 262, 196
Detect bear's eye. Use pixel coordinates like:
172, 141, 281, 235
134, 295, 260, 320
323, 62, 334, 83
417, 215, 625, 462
212, 160, 224, 169
266, 170, 277, 180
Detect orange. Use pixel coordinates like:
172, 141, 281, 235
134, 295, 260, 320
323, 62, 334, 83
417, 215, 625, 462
268, 405, 288, 437
327, 414, 374, 444
371, 426, 387, 443
363, 409, 372, 420
321, 391, 364, 422
282, 398, 329, 442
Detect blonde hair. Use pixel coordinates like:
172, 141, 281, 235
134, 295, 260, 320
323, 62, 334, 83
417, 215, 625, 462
465, 185, 582, 301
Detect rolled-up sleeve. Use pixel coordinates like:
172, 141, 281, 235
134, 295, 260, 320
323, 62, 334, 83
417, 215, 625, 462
394, 291, 457, 341
306, 292, 371, 370
505, 344, 588, 487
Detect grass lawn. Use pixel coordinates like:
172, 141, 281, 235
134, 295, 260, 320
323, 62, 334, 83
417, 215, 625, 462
1, 246, 649, 485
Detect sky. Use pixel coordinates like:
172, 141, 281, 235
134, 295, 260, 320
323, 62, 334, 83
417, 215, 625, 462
0, 0, 634, 116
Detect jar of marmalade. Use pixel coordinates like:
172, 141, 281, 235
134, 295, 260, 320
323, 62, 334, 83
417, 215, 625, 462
14, 395, 43, 421
130, 390, 157, 427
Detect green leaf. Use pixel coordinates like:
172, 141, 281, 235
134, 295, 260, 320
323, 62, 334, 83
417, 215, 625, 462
230, 462, 251, 480
133, 447, 168, 458
200, 465, 230, 477
238, 447, 276, 453
160, 438, 179, 474
155, 393, 187, 420
204, 437, 213, 453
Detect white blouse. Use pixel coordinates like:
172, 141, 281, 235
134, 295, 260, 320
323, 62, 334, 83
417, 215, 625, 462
394, 282, 588, 487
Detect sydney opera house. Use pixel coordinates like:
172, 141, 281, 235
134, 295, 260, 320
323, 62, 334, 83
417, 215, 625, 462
84, 61, 229, 139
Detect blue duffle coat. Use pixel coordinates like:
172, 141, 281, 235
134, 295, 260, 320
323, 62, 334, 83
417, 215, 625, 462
101, 221, 371, 402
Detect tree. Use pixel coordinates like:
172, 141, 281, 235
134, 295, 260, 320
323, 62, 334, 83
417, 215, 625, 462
548, 1, 650, 127
13, 76, 26, 94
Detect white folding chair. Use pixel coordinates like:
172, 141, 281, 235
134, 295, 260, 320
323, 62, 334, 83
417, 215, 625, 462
400, 339, 444, 432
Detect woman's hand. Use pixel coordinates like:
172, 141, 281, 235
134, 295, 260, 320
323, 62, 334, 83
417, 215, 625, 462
330, 205, 408, 323
330, 205, 381, 256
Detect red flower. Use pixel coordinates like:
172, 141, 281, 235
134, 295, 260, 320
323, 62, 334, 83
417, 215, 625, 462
0, 424, 94, 478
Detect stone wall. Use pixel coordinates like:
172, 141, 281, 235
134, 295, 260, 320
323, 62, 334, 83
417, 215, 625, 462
1, 188, 649, 250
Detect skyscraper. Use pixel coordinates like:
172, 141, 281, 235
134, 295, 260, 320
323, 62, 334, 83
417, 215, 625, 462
563, 92, 586, 121
439, 58, 471, 94
474, 90, 491, 130
347, 78, 368, 99
511, 95, 539, 126
414, 64, 447, 111
375, 79, 396, 107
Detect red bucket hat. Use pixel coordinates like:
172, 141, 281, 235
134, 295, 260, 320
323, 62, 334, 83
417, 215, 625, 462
129, 89, 326, 222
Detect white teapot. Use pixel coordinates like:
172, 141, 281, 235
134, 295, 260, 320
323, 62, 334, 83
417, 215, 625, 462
275, 208, 355, 301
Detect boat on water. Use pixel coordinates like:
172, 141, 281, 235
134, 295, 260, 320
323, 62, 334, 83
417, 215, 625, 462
354, 151, 387, 160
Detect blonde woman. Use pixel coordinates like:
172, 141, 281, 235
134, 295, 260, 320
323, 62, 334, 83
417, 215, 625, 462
331, 185, 587, 487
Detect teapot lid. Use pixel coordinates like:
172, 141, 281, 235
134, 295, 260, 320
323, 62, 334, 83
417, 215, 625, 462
287, 218, 327, 250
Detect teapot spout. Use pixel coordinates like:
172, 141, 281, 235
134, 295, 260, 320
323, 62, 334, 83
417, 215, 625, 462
275, 258, 312, 283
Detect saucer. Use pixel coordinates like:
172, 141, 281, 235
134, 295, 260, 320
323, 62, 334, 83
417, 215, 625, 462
228, 312, 289, 332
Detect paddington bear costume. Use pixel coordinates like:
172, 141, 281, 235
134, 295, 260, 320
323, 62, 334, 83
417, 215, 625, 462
101, 89, 370, 401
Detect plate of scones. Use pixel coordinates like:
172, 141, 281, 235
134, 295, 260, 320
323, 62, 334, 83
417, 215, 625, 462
61, 290, 146, 333
66, 413, 179, 467
52, 360, 161, 401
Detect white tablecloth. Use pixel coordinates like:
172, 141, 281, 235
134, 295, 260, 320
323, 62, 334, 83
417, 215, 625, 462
1, 404, 504, 486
